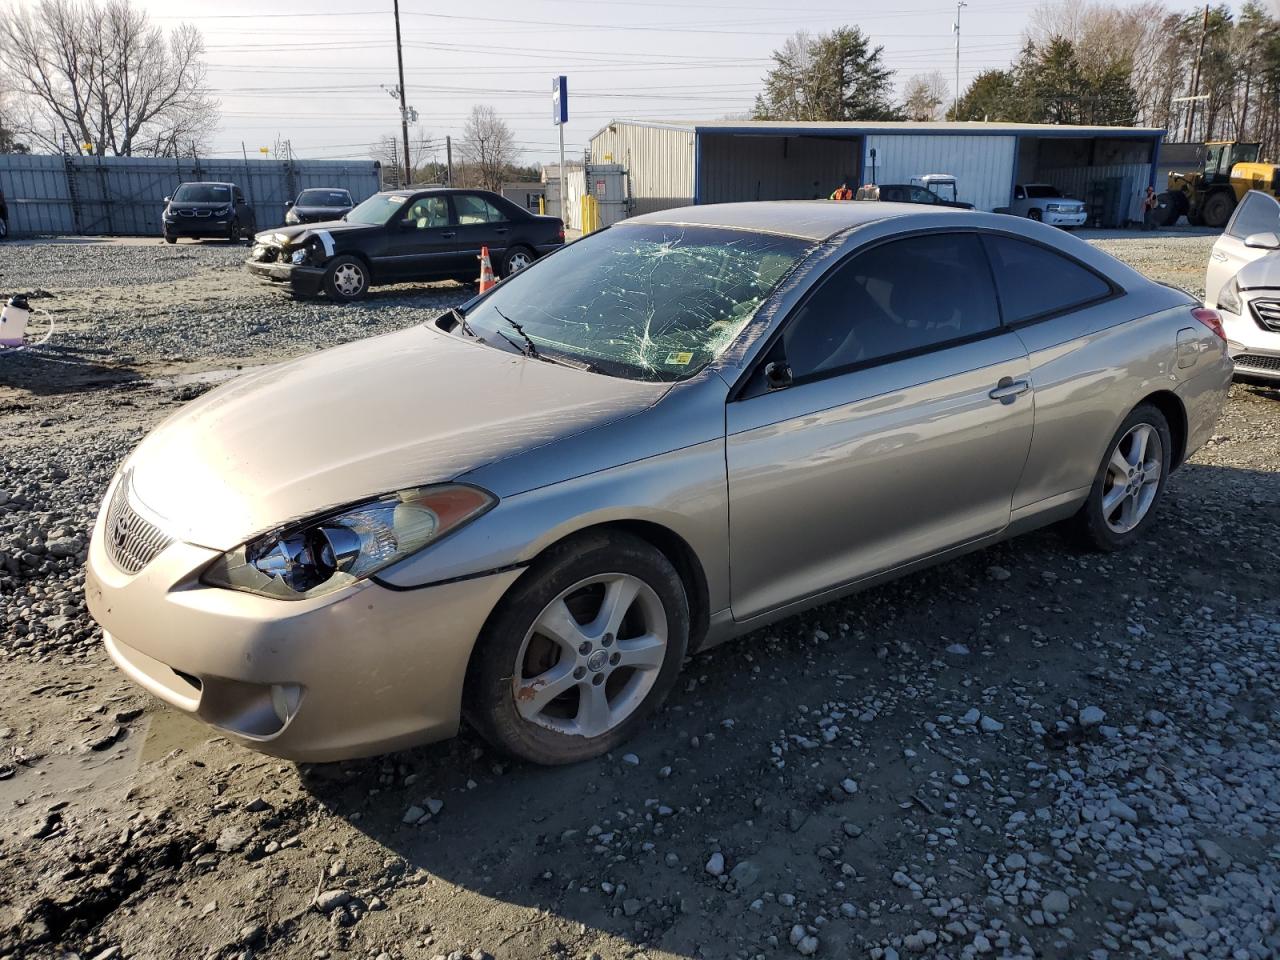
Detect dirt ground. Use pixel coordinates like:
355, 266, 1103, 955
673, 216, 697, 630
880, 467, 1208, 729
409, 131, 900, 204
1, 229, 1278, 960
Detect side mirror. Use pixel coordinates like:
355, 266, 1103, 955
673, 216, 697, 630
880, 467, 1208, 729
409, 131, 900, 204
163, 195, 171, 203
285, 200, 294, 208
764, 361, 793, 392
1244, 231, 1280, 250
399, 217, 416, 230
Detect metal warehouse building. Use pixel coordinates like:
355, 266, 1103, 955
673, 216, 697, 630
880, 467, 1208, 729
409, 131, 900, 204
589, 119, 1163, 224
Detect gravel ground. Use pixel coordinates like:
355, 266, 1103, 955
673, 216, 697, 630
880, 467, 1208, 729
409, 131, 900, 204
1, 231, 1278, 960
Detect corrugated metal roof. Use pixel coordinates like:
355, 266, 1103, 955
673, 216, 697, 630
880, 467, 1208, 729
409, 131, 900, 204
603, 119, 1164, 138
623, 199, 967, 241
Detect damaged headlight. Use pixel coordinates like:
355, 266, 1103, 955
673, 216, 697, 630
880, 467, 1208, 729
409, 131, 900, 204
201, 484, 496, 600
290, 248, 309, 265
285, 208, 300, 224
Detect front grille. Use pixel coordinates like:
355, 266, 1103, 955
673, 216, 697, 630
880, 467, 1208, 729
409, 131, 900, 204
1234, 353, 1280, 372
1249, 299, 1280, 333
103, 476, 172, 574
177, 208, 211, 218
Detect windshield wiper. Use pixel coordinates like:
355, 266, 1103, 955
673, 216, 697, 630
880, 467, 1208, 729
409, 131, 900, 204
493, 305, 539, 358
446, 306, 477, 339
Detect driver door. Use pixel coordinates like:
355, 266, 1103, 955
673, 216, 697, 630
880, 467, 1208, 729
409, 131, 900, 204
1206, 190, 1280, 307
725, 232, 1033, 621
378, 194, 461, 280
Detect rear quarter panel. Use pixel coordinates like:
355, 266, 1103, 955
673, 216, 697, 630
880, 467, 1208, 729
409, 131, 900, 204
1011, 287, 1227, 514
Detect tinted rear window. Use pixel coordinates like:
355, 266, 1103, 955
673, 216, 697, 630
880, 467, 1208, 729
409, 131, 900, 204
983, 235, 1112, 322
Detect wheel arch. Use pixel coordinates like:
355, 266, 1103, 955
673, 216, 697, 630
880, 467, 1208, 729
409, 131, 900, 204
1137, 389, 1188, 468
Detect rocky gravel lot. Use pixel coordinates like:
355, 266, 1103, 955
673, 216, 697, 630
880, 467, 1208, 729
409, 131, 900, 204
1, 231, 1277, 960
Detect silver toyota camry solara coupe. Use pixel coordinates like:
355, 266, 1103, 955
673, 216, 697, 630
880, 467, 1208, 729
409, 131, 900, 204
86, 202, 1231, 765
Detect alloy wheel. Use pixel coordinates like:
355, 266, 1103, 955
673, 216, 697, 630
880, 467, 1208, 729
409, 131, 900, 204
1102, 423, 1163, 534
513, 573, 668, 738
333, 263, 365, 297
507, 251, 533, 274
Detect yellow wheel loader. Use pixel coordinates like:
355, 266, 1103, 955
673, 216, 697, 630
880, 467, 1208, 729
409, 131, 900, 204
1163, 141, 1280, 229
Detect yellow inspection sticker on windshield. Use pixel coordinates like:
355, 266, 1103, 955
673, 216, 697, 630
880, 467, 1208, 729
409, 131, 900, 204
664, 351, 694, 366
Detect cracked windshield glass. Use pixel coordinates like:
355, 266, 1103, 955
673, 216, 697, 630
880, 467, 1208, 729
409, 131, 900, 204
459, 225, 812, 381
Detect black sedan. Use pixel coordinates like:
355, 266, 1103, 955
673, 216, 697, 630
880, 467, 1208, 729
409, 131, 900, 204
285, 187, 354, 225
856, 183, 974, 209
163, 181, 257, 243
246, 187, 565, 302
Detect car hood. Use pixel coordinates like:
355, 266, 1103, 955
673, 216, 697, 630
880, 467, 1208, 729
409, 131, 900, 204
1235, 252, 1280, 289
168, 201, 229, 212
255, 220, 375, 244
126, 326, 669, 551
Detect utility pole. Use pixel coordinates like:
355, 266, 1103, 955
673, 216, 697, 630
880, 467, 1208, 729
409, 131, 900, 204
393, 0, 411, 185
953, 1, 967, 121
1184, 4, 1210, 142
445, 135, 453, 186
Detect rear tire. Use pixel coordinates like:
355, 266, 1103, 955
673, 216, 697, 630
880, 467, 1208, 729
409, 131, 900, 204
1070, 403, 1173, 552
465, 531, 689, 765
500, 245, 535, 278
322, 254, 369, 302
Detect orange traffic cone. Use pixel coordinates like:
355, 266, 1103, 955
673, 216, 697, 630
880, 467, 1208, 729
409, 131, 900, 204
478, 246, 495, 293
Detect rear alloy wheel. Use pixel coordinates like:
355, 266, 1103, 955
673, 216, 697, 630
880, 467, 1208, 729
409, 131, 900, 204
466, 531, 688, 765
1072, 403, 1172, 551
323, 255, 369, 302
501, 246, 534, 277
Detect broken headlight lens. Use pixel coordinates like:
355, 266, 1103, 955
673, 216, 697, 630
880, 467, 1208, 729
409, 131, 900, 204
290, 248, 309, 265
201, 484, 496, 600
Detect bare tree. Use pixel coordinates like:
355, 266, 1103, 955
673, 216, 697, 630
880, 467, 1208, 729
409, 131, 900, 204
901, 72, 949, 121
457, 105, 517, 191
369, 126, 437, 185
0, 0, 217, 156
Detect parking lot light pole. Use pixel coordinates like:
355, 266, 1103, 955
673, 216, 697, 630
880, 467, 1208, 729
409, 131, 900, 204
953, 0, 967, 121
393, 0, 411, 185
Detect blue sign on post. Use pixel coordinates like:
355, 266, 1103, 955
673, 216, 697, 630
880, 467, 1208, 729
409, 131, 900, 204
552, 75, 568, 125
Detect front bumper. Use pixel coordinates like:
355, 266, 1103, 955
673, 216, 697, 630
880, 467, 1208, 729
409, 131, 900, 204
246, 259, 325, 297
1221, 305, 1280, 381
1043, 209, 1088, 227
165, 219, 231, 238
85, 477, 523, 762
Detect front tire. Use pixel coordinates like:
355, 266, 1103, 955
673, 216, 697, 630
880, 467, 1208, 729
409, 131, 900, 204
228, 220, 242, 243
1071, 403, 1173, 551
1028, 209, 1043, 222
466, 531, 689, 765
322, 255, 369, 302
163, 233, 176, 245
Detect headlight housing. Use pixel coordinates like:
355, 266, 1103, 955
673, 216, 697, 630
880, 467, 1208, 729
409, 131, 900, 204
285, 208, 299, 224
1217, 275, 1243, 315
290, 248, 309, 265
201, 484, 496, 600
1045, 203, 1062, 212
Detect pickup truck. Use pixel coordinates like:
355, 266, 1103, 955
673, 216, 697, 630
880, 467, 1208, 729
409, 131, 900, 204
1009, 184, 1088, 228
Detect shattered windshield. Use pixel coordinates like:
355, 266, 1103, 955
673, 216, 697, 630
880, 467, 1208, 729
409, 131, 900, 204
345, 194, 408, 225
460, 224, 812, 381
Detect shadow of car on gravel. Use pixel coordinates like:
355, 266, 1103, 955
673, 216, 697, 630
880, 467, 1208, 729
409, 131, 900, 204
289, 464, 1280, 955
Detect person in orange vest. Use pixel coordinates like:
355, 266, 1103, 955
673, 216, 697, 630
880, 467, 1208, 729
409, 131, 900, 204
830, 181, 854, 201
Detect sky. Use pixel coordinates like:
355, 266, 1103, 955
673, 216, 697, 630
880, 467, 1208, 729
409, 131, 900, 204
128, 0, 1229, 167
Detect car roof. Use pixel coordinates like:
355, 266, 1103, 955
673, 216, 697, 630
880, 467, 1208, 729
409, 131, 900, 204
180, 181, 234, 187
624, 200, 968, 241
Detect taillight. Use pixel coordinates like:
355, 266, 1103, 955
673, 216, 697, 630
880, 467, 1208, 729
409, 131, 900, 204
558, 224, 565, 242
1191, 307, 1226, 340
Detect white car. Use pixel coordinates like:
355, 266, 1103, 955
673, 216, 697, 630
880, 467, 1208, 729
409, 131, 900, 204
1204, 190, 1280, 382
1010, 184, 1088, 228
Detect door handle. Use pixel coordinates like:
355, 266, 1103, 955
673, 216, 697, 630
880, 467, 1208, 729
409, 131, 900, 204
989, 378, 1031, 404
1211, 252, 1228, 262
495, 227, 509, 234
441, 231, 456, 239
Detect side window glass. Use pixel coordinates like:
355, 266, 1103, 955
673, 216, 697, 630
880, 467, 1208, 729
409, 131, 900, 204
1225, 190, 1280, 240
455, 195, 504, 225
782, 233, 1000, 379
982, 235, 1112, 323
407, 196, 449, 229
